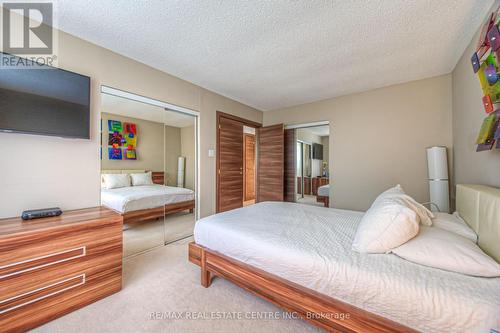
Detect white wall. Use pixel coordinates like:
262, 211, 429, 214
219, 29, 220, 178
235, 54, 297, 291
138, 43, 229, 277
265, 75, 453, 211
0, 18, 262, 218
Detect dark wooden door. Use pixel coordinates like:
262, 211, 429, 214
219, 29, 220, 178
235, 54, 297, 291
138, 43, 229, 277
257, 124, 284, 202
244, 134, 256, 201
218, 117, 244, 212
284, 129, 296, 202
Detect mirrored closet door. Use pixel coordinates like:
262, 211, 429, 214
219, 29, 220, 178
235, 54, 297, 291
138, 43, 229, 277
289, 124, 330, 207
100, 87, 198, 257
163, 108, 197, 244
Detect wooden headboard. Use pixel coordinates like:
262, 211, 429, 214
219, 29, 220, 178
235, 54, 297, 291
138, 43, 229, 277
151, 172, 165, 185
456, 184, 500, 263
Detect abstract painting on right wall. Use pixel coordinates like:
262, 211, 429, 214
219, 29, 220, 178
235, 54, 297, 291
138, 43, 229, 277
471, 6, 500, 151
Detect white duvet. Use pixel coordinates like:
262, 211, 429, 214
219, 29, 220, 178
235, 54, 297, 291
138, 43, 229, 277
194, 202, 500, 333
101, 185, 194, 213
318, 184, 329, 197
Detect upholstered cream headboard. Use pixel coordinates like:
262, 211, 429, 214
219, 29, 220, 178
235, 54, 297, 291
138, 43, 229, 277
456, 184, 500, 263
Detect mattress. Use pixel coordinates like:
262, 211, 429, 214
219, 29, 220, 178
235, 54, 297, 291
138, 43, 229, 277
101, 185, 194, 213
317, 184, 329, 197
194, 202, 500, 333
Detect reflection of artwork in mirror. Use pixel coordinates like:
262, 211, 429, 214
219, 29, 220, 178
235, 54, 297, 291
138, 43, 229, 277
125, 148, 137, 160
124, 122, 137, 148
108, 132, 123, 146
108, 147, 122, 160
108, 120, 122, 133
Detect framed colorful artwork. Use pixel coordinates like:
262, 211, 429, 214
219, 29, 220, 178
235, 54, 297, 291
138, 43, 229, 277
477, 141, 495, 152
125, 149, 137, 160
124, 122, 137, 134
123, 122, 137, 148
476, 113, 497, 144
471, 52, 481, 73
108, 132, 124, 146
494, 116, 500, 140
108, 147, 122, 160
487, 24, 500, 51
108, 120, 122, 133
483, 95, 494, 113
486, 63, 499, 85
476, 12, 496, 59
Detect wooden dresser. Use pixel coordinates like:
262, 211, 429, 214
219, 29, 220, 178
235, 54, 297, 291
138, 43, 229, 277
312, 177, 329, 195
0, 207, 123, 333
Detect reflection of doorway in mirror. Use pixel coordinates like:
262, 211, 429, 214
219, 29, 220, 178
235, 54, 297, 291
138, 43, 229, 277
294, 124, 330, 208
243, 128, 256, 206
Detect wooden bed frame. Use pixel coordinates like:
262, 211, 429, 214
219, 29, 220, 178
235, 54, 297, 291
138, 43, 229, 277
122, 200, 195, 225
189, 242, 416, 333
103, 171, 195, 226
316, 195, 329, 207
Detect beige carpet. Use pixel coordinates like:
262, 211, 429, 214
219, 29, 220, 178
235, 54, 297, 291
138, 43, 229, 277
124, 212, 195, 257
33, 237, 321, 333
296, 195, 324, 207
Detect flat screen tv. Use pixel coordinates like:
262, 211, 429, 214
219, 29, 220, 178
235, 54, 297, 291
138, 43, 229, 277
0, 52, 90, 139
312, 143, 323, 160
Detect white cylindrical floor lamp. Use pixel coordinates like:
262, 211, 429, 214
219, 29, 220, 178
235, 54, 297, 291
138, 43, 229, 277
426, 146, 450, 213
177, 156, 185, 188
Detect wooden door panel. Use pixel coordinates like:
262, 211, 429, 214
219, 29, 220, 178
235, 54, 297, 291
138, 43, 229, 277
244, 134, 256, 201
284, 129, 296, 202
257, 124, 284, 202
218, 117, 244, 212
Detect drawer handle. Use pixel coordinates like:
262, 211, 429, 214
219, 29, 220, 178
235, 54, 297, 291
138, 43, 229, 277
0, 274, 86, 314
0, 246, 86, 279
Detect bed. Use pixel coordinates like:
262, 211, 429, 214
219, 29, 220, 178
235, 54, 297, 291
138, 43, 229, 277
101, 170, 195, 225
316, 184, 330, 207
189, 184, 500, 332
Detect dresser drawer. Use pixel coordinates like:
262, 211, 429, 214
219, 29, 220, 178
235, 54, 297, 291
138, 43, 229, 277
0, 274, 85, 315
0, 209, 123, 333
0, 224, 122, 301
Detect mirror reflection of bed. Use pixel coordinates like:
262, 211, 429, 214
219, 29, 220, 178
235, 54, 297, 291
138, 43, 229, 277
100, 90, 197, 257
295, 125, 330, 207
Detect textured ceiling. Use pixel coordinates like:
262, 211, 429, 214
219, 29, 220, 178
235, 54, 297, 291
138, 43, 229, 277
55, 1, 493, 111
303, 125, 330, 137
102, 93, 195, 128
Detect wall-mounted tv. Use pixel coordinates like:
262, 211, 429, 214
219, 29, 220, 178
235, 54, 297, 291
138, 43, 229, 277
0, 52, 90, 139
312, 143, 323, 160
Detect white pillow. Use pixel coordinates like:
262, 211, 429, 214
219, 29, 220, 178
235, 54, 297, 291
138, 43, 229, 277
130, 172, 153, 186
432, 212, 478, 243
352, 197, 419, 253
392, 226, 500, 277
373, 185, 434, 226
102, 173, 130, 189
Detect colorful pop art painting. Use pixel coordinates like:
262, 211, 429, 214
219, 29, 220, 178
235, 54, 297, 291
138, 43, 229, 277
472, 8, 500, 151
108, 132, 124, 146
108, 120, 122, 133
125, 148, 137, 160
106, 119, 139, 160
123, 122, 137, 148
108, 147, 122, 160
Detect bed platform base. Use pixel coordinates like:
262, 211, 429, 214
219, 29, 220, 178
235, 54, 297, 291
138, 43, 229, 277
123, 200, 195, 225
316, 195, 329, 207
188, 242, 416, 333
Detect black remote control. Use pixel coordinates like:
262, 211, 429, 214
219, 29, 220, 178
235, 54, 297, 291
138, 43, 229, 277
21, 208, 63, 220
